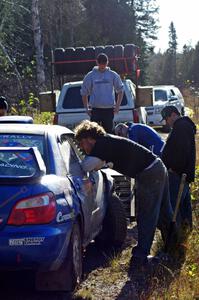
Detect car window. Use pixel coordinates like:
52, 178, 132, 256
59, 136, 85, 176
0, 150, 38, 177
63, 86, 84, 109
0, 134, 44, 157
154, 89, 168, 101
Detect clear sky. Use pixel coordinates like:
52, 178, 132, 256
154, 0, 199, 53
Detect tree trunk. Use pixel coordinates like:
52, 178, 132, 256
32, 0, 46, 92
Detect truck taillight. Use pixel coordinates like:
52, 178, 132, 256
133, 109, 139, 123
53, 113, 58, 124
7, 193, 56, 225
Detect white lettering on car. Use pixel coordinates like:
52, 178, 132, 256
9, 237, 45, 246
56, 211, 72, 223
0, 162, 28, 170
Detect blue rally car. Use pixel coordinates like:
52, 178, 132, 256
0, 124, 128, 291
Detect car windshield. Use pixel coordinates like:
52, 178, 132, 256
0, 134, 44, 157
154, 90, 167, 101
0, 149, 39, 177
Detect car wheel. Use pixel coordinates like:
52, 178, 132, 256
95, 194, 127, 249
66, 221, 83, 290
36, 221, 82, 292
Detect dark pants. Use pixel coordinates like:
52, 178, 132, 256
90, 108, 114, 133
132, 159, 173, 260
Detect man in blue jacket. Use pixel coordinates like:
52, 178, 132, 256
81, 53, 124, 133
115, 122, 165, 156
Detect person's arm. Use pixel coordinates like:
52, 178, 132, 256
114, 90, 124, 114
113, 74, 124, 114
82, 95, 91, 116
81, 156, 106, 172
80, 73, 92, 116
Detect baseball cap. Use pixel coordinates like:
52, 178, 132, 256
161, 105, 180, 121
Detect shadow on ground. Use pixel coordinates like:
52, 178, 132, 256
116, 248, 186, 300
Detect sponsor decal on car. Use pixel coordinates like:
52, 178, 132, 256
9, 237, 45, 246
56, 211, 72, 223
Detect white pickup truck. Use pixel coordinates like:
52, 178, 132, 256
52, 79, 147, 128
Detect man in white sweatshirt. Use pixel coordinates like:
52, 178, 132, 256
80, 53, 124, 133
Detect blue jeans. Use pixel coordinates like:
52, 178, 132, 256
132, 159, 173, 260
168, 171, 192, 229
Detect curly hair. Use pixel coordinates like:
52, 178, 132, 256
74, 120, 106, 141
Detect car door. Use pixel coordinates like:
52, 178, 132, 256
168, 87, 182, 111
59, 134, 105, 244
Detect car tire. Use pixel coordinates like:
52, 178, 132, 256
66, 221, 83, 290
114, 44, 124, 74
105, 45, 114, 70
73, 47, 85, 75
64, 47, 75, 75
95, 194, 127, 249
35, 221, 82, 292
124, 44, 136, 74
85, 46, 95, 73
54, 48, 65, 75
95, 45, 105, 58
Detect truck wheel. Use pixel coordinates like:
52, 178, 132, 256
85, 46, 95, 73
36, 222, 82, 292
95, 45, 105, 58
114, 44, 124, 74
124, 44, 136, 74
64, 47, 75, 75
95, 194, 127, 249
73, 47, 85, 75
54, 48, 65, 75
105, 45, 114, 70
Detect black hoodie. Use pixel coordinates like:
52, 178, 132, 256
162, 116, 196, 183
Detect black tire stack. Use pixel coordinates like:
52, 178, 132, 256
54, 44, 139, 76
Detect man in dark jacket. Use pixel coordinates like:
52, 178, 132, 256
74, 120, 174, 270
161, 106, 196, 229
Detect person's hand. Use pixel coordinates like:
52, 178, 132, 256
114, 105, 120, 114
86, 107, 92, 116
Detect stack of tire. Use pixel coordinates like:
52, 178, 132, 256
54, 44, 139, 76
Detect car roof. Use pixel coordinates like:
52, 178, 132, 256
153, 85, 175, 90
0, 115, 33, 123
0, 124, 74, 135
